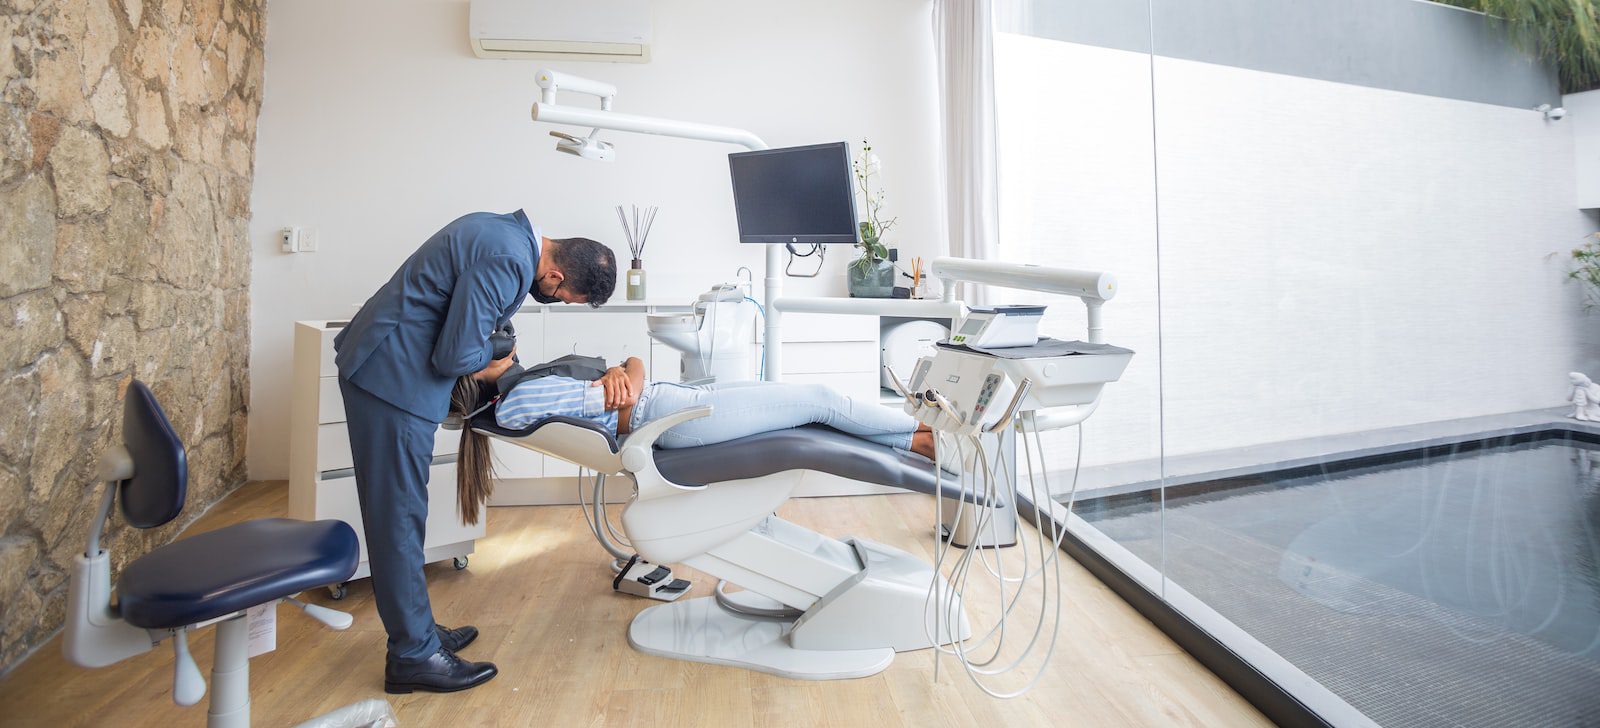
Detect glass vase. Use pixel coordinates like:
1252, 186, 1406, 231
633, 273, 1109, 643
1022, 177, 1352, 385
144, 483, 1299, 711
846, 258, 896, 298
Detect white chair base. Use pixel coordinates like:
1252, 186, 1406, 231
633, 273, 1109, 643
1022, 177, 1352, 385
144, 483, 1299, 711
627, 522, 971, 680
628, 597, 897, 680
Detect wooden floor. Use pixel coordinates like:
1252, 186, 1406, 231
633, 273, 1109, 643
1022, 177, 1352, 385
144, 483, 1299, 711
0, 481, 1270, 727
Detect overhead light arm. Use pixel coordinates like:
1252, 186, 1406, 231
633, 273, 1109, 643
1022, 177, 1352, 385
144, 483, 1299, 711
531, 70, 767, 152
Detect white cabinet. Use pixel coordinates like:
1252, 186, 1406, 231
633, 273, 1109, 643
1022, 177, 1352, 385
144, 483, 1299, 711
289, 321, 485, 590
775, 313, 881, 401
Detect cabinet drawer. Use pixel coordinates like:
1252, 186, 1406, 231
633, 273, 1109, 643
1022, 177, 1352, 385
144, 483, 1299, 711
780, 341, 877, 375
776, 313, 879, 343
424, 462, 486, 545
312, 475, 366, 560
314, 462, 482, 563
318, 377, 345, 423
319, 329, 339, 376
316, 423, 457, 473
490, 437, 544, 479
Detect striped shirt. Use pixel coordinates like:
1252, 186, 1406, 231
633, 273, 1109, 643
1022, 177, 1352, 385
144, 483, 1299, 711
495, 375, 619, 433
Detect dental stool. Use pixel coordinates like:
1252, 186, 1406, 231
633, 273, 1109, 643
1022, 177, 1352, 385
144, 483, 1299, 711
65, 380, 360, 728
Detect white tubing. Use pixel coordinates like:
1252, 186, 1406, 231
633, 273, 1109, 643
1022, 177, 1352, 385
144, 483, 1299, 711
921, 415, 1077, 699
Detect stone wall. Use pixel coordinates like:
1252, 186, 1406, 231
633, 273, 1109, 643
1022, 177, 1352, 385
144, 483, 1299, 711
0, 0, 264, 672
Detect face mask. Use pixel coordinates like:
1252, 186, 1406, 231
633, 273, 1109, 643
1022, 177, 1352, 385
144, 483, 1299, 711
530, 275, 562, 303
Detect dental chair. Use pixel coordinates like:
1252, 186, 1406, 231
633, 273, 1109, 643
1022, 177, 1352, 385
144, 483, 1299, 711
457, 401, 987, 679
65, 380, 360, 727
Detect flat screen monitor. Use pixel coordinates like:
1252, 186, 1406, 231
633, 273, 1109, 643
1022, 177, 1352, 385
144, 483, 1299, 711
728, 142, 859, 244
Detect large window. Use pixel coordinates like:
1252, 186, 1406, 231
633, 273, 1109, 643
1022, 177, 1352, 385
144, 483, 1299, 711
994, 1, 1600, 724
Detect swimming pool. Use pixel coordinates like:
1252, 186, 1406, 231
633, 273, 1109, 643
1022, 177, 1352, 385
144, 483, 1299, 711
1078, 429, 1600, 727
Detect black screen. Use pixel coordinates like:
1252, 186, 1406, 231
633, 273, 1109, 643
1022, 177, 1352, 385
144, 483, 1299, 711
728, 142, 859, 244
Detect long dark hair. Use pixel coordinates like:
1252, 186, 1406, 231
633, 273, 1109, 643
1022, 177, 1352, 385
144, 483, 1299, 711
450, 376, 494, 526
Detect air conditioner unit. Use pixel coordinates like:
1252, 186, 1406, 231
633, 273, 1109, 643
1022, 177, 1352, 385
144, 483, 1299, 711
469, 0, 652, 63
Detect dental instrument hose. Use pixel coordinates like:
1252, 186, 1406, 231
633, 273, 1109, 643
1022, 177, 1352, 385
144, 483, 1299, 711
922, 416, 1076, 699
576, 469, 634, 568
741, 296, 767, 380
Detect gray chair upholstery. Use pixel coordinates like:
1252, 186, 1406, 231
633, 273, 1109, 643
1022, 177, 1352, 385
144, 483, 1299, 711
650, 425, 1002, 506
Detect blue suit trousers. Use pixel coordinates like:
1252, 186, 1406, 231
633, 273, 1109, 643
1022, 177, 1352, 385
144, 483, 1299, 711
338, 377, 443, 661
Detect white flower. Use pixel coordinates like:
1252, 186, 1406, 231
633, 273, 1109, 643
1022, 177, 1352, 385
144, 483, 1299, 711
864, 152, 882, 177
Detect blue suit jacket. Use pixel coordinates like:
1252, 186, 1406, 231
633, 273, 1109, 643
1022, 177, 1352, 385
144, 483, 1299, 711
335, 210, 539, 421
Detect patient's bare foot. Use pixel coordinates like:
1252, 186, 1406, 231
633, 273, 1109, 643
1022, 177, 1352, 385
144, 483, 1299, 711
911, 431, 936, 460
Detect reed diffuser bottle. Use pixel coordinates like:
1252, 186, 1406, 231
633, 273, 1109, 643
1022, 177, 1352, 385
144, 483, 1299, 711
617, 204, 657, 302
627, 258, 646, 300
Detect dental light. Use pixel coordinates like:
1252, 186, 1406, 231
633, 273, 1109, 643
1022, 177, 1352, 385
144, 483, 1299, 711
537, 70, 619, 160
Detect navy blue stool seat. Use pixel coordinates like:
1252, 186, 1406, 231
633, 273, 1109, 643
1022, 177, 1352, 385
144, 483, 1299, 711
117, 518, 359, 630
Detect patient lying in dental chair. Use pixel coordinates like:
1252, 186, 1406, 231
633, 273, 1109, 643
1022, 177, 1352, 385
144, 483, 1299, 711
447, 355, 936, 522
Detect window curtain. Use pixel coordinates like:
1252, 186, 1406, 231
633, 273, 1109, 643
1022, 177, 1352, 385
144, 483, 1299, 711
934, 0, 1001, 304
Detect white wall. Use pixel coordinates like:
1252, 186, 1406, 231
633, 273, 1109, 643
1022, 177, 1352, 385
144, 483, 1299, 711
997, 33, 1600, 474
248, 0, 942, 479
1154, 56, 1597, 457
1567, 89, 1600, 209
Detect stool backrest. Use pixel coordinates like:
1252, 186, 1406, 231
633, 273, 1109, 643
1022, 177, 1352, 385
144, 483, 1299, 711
119, 380, 188, 529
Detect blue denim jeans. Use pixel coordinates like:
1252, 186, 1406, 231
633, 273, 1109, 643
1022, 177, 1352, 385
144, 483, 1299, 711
631, 379, 917, 450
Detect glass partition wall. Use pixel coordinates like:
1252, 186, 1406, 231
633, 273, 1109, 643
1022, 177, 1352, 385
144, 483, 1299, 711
996, 1, 1600, 725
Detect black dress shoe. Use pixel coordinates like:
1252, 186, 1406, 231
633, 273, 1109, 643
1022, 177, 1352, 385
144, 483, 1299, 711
384, 648, 498, 694
436, 623, 479, 653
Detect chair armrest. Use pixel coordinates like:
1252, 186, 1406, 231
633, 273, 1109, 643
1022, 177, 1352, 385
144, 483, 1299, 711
620, 405, 713, 452
619, 406, 713, 500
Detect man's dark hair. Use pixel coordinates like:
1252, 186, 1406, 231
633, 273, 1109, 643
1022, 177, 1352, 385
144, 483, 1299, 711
550, 237, 617, 307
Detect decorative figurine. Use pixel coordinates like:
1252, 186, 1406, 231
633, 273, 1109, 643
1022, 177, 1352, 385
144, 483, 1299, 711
1569, 372, 1600, 421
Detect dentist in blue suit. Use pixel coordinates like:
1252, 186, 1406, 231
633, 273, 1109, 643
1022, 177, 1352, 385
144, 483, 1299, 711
334, 209, 617, 694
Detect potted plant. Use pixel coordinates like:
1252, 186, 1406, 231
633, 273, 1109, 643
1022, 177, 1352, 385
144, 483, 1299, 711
1430, 0, 1600, 94
848, 140, 898, 298
1569, 232, 1600, 310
